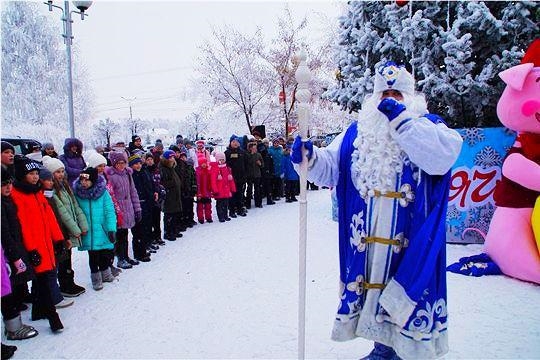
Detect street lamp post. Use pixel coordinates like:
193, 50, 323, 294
44, 1, 93, 138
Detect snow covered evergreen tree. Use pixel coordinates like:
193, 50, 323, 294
325, 0, 539, 128
1, 1, 93, 143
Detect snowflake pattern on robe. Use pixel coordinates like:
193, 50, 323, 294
349, 210, 367, 253
406, 299, 448, 340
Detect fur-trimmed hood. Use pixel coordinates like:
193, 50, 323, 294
73, 175, 107, 200
62, 138, 83, 157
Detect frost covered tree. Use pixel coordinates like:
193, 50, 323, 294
94, 118, 120, 148
262, 6, 307, 137
196, 25, 275, 133
326, 0, 539, 128
180, 109, 211, 141
1, 1, 94, 143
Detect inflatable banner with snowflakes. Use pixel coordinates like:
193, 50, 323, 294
446, 127, 516, 244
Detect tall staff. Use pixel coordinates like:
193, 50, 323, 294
294, 50, 311, 360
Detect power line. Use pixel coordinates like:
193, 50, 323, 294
90, 66, 193, 82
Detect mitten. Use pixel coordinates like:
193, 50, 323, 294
227, 174, 233, 181
377, 98, 406, 121
53, 241, 65, 255
28, 250, 41, 267
107, 231, 116, 244
13, 259, 27, 274
291, 135, 313, 164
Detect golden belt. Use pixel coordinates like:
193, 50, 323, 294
372, 190, 407, 199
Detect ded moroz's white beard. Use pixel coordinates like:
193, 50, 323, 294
351, 92, 428, 198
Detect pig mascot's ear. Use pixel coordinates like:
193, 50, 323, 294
499, 63, 534, 91
499, 39, 540, 91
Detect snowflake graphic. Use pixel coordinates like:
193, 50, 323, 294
447, 205, 461, 221
463, 128, 485, 147
468, 204, 495, 234
474, 146, 503, 167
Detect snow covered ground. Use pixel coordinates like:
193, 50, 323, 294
8, 189, 540, 359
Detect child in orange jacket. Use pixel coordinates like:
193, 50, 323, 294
10, 156, 64, 332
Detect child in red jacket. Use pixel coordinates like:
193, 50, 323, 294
211, 152, 236, 222
10, 157, 64, 332
195, 157, 213, 223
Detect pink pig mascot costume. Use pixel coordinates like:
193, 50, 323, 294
484, 39, 540, 284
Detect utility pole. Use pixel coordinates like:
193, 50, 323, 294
121, 96, 136, 120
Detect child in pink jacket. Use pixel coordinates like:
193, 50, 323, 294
211, 152, 236, 222
195, 157, 213, 223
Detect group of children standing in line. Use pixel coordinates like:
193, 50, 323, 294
0, 133, 302, 359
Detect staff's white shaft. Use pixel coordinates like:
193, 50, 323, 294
294, 50, 311, 360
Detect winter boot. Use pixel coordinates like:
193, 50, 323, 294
100, 268, 115, 283
4, 315, 39, 340
91, 272, 103, 291
116, 259, 133, 269
61, 282, 86, 298
60, 283, 86, 298
127, 258, 140, 266
1, 343, 17, 360
110, 265, 122, 277
59, 270, 86, 298
54, 298, 74, 309
360, 342, 402, 360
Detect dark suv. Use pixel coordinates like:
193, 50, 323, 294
1, 138, 42, 155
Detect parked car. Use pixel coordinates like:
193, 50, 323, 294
1, 137, 42, 155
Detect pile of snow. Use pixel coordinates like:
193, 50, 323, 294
9, 190, 540, 359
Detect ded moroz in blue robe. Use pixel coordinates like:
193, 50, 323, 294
306, 114, 462, 359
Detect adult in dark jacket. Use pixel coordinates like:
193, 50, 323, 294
259, 142, 275, 206
59, 138, 85, 187
0, 168, 38, 340
180, 153, 197, 227
245, 142, 263, 208
159, 151, 182, 240
170, 145, 186, 234
225, 135, 248, 217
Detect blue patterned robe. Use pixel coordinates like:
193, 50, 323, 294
306, 115, 462, 359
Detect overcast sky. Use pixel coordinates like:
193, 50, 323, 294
39, 1, 343, 122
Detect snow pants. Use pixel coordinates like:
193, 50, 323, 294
88, 250, 111, 273
215, 198, 229, 221
229, 180, 246, 215
197, 197, 212, 222
132, 204, 152, 258
115, 228, 130, 261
